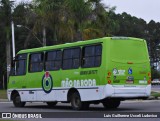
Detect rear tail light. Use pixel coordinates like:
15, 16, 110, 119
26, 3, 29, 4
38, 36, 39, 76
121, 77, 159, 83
148, 72, 151, 85
108, 80, 111, 84
148, 72, 151, 77
107, 72, 112, 84
148, 79, 151, 84
108, 72, 111, 76
107, 72, 111, 79
127, 62, 133, 64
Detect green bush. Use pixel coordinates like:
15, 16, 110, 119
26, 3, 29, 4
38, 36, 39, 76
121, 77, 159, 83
0, 90, 7, 99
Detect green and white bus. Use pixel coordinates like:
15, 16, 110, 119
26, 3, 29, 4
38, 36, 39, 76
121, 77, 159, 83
7, 37, 151, 110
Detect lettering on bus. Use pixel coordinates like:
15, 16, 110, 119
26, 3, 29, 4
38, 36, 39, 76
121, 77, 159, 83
61, 78, 96, 87
80, 70, 98, 75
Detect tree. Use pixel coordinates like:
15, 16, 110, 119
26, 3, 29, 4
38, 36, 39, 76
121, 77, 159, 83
151, 69, 160, 79
148, 20, 160, 69
0, 0, 14, 80
13, 2, 42, 49
89, 2, 116, 37
32, 0, 69, 45
66, 0, 112, 41
66, 0, 92, 41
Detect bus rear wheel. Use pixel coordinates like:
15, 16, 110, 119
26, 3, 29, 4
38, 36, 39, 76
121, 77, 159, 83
13, 93, 26, 107
102, 99, 120, 109
71, 92, 89, 110
46, 102, 57, 107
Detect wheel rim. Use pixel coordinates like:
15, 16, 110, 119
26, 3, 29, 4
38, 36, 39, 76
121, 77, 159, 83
15, 95, 20, 104
74, 95, 81, 108
75, 97, 80, 107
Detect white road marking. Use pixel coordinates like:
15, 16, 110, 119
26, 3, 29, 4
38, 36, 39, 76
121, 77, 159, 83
122, 100, 160, 103
0, 101, 12, 103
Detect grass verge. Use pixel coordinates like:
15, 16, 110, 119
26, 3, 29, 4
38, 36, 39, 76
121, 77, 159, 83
151, 91, 160, 98
0, 90, 7, 99
0, 120, 16, 121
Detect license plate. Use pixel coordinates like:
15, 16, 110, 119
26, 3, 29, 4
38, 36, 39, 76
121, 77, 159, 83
126, 80, 134, 84
126, 76, 134, 84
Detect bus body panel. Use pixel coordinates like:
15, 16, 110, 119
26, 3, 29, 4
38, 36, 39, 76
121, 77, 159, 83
7, 37, 151, 103
109, 38, 150, 86
103, 38, 151, 99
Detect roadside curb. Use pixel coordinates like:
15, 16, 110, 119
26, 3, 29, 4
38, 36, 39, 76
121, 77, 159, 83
0, 99, 8, 102
148, 96, 160, 100
123, 99, 160, 103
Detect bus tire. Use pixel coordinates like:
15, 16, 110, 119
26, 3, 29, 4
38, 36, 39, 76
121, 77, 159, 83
46, 102, 57, 107
71, 92, 89, 110
13, 93, 26, 107
102, 99, 120, 109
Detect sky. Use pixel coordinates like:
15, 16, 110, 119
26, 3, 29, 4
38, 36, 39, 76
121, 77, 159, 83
102, 0, 160, 23
15, 0, 160, 23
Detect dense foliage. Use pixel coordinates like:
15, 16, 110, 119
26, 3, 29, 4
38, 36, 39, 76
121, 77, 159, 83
0, 0, 160, 88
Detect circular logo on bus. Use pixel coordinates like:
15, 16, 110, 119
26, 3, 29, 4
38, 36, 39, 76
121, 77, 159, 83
42, 71, 53, 93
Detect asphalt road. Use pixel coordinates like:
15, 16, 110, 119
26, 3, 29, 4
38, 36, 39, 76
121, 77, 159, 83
0, 85, 159, 121
0, 100, 160, 112
0, 100, 160, 121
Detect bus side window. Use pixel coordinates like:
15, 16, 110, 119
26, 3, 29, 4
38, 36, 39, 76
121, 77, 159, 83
62, 48, 80, 70
16, 60, 26, 75
10, 54, 27, 76
82, 44, 102, 68
29, 53, 44, 72
72, 48, 80, 69
63, 49, 72, 69
82, 46, 95, 68
45, 50, 62, 71
95, 45, 102, 67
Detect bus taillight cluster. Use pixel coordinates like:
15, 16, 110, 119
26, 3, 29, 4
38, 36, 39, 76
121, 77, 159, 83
148, 72, 151, 84
107, 72, 112, 84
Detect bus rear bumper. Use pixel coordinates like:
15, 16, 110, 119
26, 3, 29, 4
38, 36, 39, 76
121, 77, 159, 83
103, 84, 151, 99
